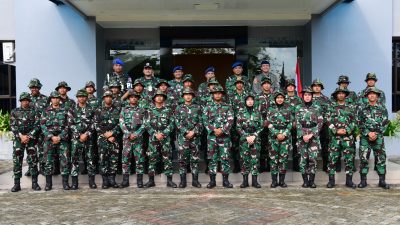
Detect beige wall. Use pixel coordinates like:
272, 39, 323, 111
0, 0, 15, 40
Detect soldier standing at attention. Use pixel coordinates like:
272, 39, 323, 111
85, 81, 100, 109
137, 62, 159, 102
198, 66, 216, 99
225, 61, 251, 97
358, 73, 386, 106
168, 66, 184, 111
333, 75, 358, 105
202, 85, 234, 188
56, 81, 76, 111
85, 81, 100, 174
252, 60, 279, 94
103, 58, 130, 93
10, 92, 41, 192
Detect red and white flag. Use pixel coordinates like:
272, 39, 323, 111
295, 57, 303, 97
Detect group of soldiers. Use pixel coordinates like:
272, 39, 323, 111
10, 58, 390, 192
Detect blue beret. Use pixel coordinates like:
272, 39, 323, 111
261, 60, 270, 65
173, 66, 183, 73
231, 61, 243, 69
205, 66, 215, 74
113, 58, 124, 65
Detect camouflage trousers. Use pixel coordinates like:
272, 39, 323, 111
147, 137, 173, 176
269, 137, 291, 175
239, 137, 260, 176
43, 140, 70, 176
122, 137, 145, 175
359, 136, 386, 175
328, 135, 355, 176
70, 139, 95, 177
98, 136, 119, 175
207, 135, 231, 175
177, 134, 200, 175
298, 137, 321, 175
13, 139, 38, 179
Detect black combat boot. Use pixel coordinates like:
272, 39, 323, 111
120, 174, 130, 188
345, 174, 356, 189
378, 174, 390, 189
144, 175, 155, 188
192, 174, 201, 188
207, 174, 216, 189
167, 175, 177, 188
45, 175, 52, 191
222, 174, 233, 188
179, 174, 187, 188
88, 175, 97, 189
358, 174, 367, 188
70, 176, 79, 190
62, 175, 71, 190
326, 175, 335, 188
32, 175, 41, 191
252, 175, 261, 188
11, 178, 21, 192
270, 174, 278, 188
301, 174, 309, 188
24, 170, 31, 177
101, 175, 110, 189
308, 174, 317, 188
240, 174, 249, 188
137, 174, 144, 188
108, 174, 119, 188
279, 173, 287, 188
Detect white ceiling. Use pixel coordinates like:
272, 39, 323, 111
68, 0, 338, 28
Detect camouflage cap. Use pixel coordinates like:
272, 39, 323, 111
127, 90, 141, 98
311, 78, 324, 90
108, 80, 121, 88
182, 74, 195, 83
210, 85, 225, 94
133, 79, 144, 87
152, 89, 167, 101
102, 90, 113, 98
245, 92, 256, 100
234, 76, 245, 84
365, 73, 377, 82
19, 92, 31, 102
273, 89, 286, 99
28, 78, 43, 89
49, 91, 61, 99
285, 78, 296, 88
55, 81, 71, 91
337, 75, 350, 84
156, 79, 170, 88
75, 89, 88, 97
332, 87, 350, 98
181, 87, 195, 97
364, 87, 381, 97
301, 86, 314, 94
207, 77, 219, 86
85, 81, 96, 91
260, 76, 272, 85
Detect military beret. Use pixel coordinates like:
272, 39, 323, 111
173, 66, 183, 73
231, 61, 243, 69
113, 58, 124, 65
205, 66, 215, 74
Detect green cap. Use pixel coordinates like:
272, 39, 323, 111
234, 76, 245, 85
102, 91, 113, 98
332, 87, 350, 99
55, 81, 71, 91
210, 85, 225, 94
127, 90, 141, 98
156, 79, 170, 88
85, 81, 96, 91
285, 78, 296, 88
337, 75, 350, 84
311, 78, 324, 90
301, 86, 314, 94
108, 80, 121, 88
207, 77, 219, 86
365, 73, 377, 82
274, 89, 286, 99
19, 92, 31, 102
181, 87, 195, 97
152, 89, 167, 101
261, 76, 272, 85
364, 87, 381, 97
76, 89, 88, 97
133, 79, 144, 87
182, 74, 195, 83
49, 91, 61, 99
28, 78, 43, 89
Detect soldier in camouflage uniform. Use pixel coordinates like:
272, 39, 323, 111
252, 60, 279, 94
85, 81, 100, 109
108, 80, 125, 110
69, 89, 96, 189
225, 61, 251, 97
266, 90, 293, 188
85, 81, 100, 174
132, 79, 151, 109
236, 93, 263, 188
358, 73, 386, 106
119, 91, 146, 188
296, 87, 323, 188
326, 88, 357, 189
332, 76, 358, 105
168, 66, 184, 111
199, 77, 219, 107
174, 88, 203, 188
285, 79, 302, 172
103, 58, 130, 92
137, 62, 160, 103
28, 78, 48, 176
10, 93, 41, 192
357, 87, 390, 189
202, 85, 234, 188
56, 81, 76, 112
155, 79, 172, 106
311, 79, 331, 172
198, 66, 216, 100
94, 91, 121, 189
144, 90, 177, 188
180, 74, 199, 104
41, 91, 71, 191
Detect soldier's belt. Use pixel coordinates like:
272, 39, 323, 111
301, 124, 317, 128
273, 125, 288, 130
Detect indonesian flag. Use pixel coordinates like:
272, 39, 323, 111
295, 57, 303, 97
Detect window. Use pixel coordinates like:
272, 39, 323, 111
0, 64, 16, 112
392, 39, 400, 112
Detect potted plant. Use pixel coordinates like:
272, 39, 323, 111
384, 113, 400, 157
0, 110, 13, 160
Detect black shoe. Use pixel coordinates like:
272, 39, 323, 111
108, 175, 119, 188
345, 174, 356, 189
167, 175, 177, 188
89, 175, 97, 189
192, 174, 201, 188
326, 175, 335, 188
279, 173, 287, 188
207, 174, 216, 189
252, 175, 261, 188
222, 174, 233, 188
144, 175, 155, 188
358, 174, 367, 188
301, 174, 309, 188
137, 174, 144, 188
11, 179, 21, 192
270, 174, 278, 188
45, 175, 52, 191
32, 175, 41, 191
120, 174, 130, 188
378, 174, 390, 189
24, 170, 31, 177
240, 174, 249, 188
62, 175, 71, 190
179, 174, 187, 188
308, 174, 317, 188
70, 176, 79, 190
102, 175, 110, 189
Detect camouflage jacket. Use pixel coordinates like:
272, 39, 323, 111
10, 106, 40, 139
357, 87, 386, 106
30, 93, 48, 112
68, 104, 95, 140
312, 94, 331, 122
174, 103, 203, 136
199, 90, 214, 108
103, 72, 130, 92
87, 95, 100, 109
40, 106, 69, 141
330, 90, 358, 105
266, 104, 293, 138
225, 75, 251, 96
252, 72, 279, 94
256, 91, 274, 121
236, 107, 263, 138
202, 101, 234, 136
137, 76, 160, 101
60, 96, 76, 112
119, 104, 145, 138
295, 102, 323, 138
168, 79, 184, 110
326, 102, 356, 136
145, 105, 174, 137
285, 94, 302, 113
94, 104, 121, 137
197, 82, 209, 99
228, 90, 250, 116
357, 103, 389, 137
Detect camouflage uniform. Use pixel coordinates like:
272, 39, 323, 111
103, 58, 130, 92
202, 86, 234, 188
357, 73, 386, 107
199, 78, 219, 107
357, 87, 390, 189
55, 81, 76, 112
168, 77, 184, 111
331, 76, 358, 105
225, 74, 251, 98
10, 93, 41, 192
136, 76, 160, 104
85, 81, 100, 175
253, 72, 279, 94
